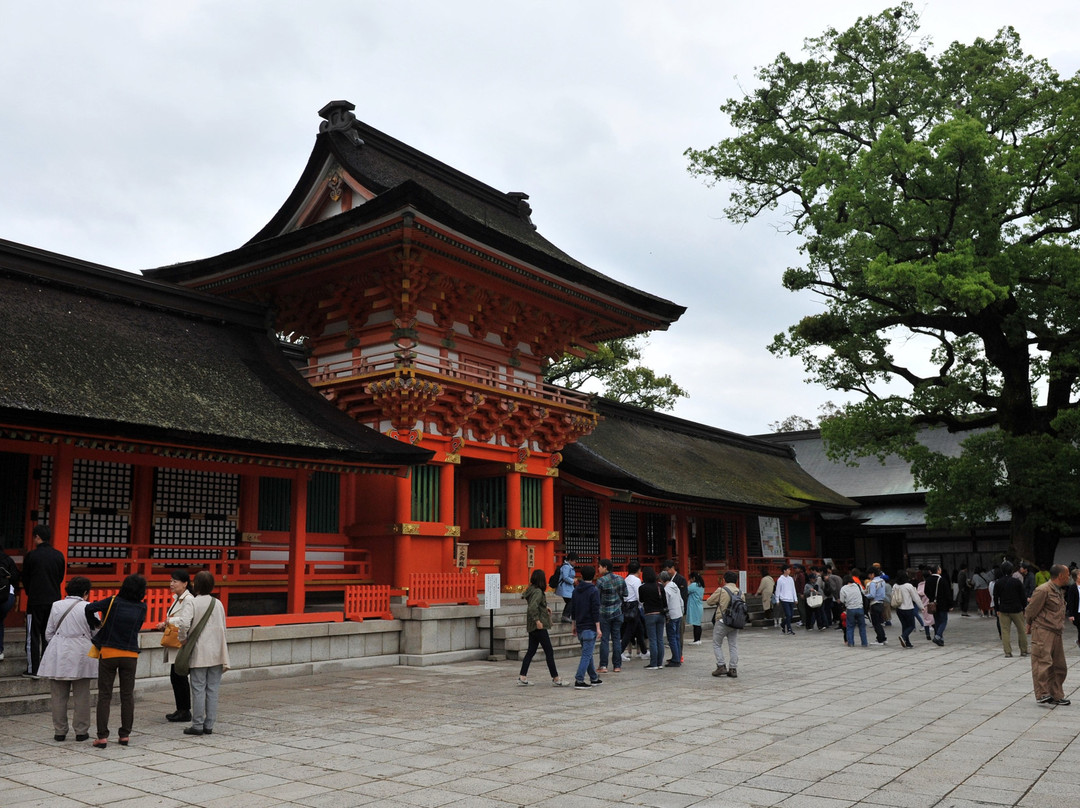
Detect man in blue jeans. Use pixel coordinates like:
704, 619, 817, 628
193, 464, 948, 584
596, 559, 627, 673
660, 570, 684, 666
570, 564, 603, 689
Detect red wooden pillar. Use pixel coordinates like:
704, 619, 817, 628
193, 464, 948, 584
506, 471, 523, 589
49, 445, 73, 562
598, 497, 611, 564
287, 470, 308, 615
394, 472, 412, 590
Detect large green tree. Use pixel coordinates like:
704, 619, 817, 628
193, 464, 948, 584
544, 336, 688, 411
686, 4, 1080, 565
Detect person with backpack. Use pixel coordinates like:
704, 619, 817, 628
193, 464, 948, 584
707, 571, 744, 678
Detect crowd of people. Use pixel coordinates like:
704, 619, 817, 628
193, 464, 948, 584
528, 553, 1078, 707
0, 525, 230, 746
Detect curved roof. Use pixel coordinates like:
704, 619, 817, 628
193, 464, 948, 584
144, 102, 684, 328
562, 400, 857, 512
0, 239, 433, 466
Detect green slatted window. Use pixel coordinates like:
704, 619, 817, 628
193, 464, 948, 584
411, 465, 440, 522
469, 477, 506, 528
258, 477, 291, 531
306, 472, 340, 533
520, 477, 543, 528
788, 519, 812, 551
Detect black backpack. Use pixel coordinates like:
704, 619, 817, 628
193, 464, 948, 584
722, 588, 748, 629
548, 569, 561, 589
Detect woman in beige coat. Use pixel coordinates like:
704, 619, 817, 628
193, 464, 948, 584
182, 571, 230, 737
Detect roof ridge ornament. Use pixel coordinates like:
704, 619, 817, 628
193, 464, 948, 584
318, 100, 364, 146
506, 191, 535, 229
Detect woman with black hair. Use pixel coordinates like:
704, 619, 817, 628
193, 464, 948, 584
157, 568, 194, 722
517, 569, 564, 686
639, 567, 668, 670
85, 573, 147, 748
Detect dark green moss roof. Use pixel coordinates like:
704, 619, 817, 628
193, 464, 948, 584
0, 239, 432, 466
562, 399, 857, 512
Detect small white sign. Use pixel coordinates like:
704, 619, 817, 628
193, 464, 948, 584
485, 574, 501, 610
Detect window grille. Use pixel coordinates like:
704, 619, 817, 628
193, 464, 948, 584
70, 459, 133, 560
411, 465, 440, 523
520, 477, 543, 528
561, 496, 599, 557
644, 512, 668, 557
153, 468, 239, 561
788, 519, 812, 552
704, 517, 736, 562
258, 477, 291, 531
469, 477, 506, 528
307, 471, 341, 533
610, 510, 638, 558
36, 455, 52, 526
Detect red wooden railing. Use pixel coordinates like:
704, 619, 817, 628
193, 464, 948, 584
407, 573, 480, 607
344, 585, 394, 621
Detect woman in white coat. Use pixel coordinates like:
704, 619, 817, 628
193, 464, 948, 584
157, 569, 194, 723
183, 570, 229, 737
38, 576, 97, 742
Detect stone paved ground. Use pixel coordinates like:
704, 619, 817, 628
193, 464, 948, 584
4, 611, 1080, 808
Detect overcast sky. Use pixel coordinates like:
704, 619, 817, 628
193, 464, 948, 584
2, 2, 1077, 436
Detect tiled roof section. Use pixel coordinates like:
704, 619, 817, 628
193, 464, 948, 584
562, 399, 857, 512
0, 239, 432, 466
144, 103, 684, 325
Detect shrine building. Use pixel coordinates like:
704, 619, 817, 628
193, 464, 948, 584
1, 101, 855, 630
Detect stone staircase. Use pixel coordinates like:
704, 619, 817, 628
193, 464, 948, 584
0, 629, 54, 716
746, 593, 777, 628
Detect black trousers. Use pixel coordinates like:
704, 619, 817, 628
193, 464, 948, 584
26, 604, 51, 674
870, 603, 887, 643
170, 664, 191, 711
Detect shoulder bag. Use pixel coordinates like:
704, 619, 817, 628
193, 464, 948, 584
88, 597, 115, 659
173, 599, 216, 677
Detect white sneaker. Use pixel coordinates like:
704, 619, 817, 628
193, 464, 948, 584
0, 652, 4, 661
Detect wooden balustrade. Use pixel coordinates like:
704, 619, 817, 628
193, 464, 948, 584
407, 572, 480, 607
87, 587, 172, 631
344, 585, 394, 621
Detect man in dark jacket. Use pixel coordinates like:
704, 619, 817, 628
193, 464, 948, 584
570, 565, 602, 688
22, 524, 66, 675
923, 565, 953, 647
994, 562, 1029, 657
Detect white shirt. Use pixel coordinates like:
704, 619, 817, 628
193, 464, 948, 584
776, 574, 797, 603
625, 574, 642, 603
663, 581, 684, 619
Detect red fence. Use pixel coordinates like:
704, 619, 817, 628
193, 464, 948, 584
345, 585, 394, 621
407, 573, 480, 607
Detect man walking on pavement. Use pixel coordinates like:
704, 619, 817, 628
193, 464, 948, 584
570, 565, 603, 689
866, 568, 888, 646
22, 524, 66, 676
1027, 564, 1071, 706
707, 571, 741, 678
596, 559, 627, 674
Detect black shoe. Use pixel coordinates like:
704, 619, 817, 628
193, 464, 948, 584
727, 668, 738, 678
166, 710, 192, 723
1054, 698, 1072, 706
664, 661, 681, 667
933, 637, 944, 647
54, 734, 66, 742
590, 678, 603, 686
203, 728, 213, 735
1037, 695, 1054, 704
573, 680, 591, 689
183, 726, 204, 736
75, 734, 89, 742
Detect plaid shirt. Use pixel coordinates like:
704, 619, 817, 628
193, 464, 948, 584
596, 572, 628, 621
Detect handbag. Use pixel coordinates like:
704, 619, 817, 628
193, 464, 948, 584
160, 623, 182, 649
88, 596, 115, 659
173, 599, 216, 677
806, 593, 824, 609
